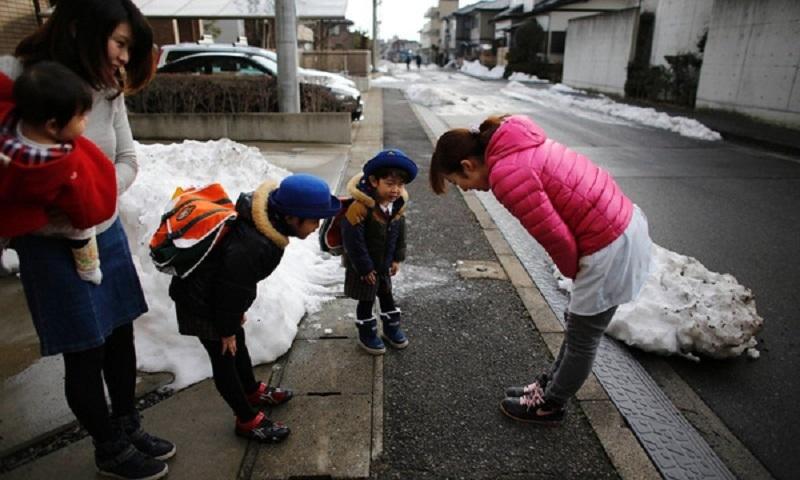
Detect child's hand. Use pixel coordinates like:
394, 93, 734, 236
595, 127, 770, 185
240, 314, 247, 326
390, 262, 400, 276
78, 267, 103, 285
362, 271, 377, 285
221, 335, 237, 356
73, 237, 102, 285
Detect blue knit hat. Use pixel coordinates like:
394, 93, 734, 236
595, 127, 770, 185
363, 149, 418, 182
269, 174, 341, 218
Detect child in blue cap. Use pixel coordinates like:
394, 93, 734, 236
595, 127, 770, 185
341, 149, 418, 354
169, 174, 340, 442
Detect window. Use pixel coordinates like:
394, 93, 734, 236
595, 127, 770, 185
165, 50, 197, 63
331, 25, 340, 36
550, 31, 566, 55
209, 57, 240, 73
237, 60, 264, 75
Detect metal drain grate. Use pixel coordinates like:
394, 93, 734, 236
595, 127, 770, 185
455, 260, 508, 280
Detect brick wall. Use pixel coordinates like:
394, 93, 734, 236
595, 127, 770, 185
150, 19, 177, 47
0, 0, 40, 55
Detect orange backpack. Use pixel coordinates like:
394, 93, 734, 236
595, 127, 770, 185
149, 183, 238, 278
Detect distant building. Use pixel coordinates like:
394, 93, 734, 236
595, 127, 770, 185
419, 0, 458, 66
130, 1, 349, 50
490, 0, 531, 66
385, 37, 421, 63
512, 0, 639, 65
441, 0, 509, 66
313, 19, 356, 50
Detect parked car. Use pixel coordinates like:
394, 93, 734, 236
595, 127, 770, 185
157, 43, 358, 90
156, 52, 363, 120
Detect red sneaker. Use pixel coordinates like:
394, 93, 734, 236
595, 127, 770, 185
247, 382, 294, 407
235, 411, 290, 443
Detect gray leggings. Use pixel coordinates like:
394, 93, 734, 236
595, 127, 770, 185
544, 306, 617, 405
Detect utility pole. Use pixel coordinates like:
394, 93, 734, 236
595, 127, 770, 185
276, 0, 300, 113
372, 0, 379, 72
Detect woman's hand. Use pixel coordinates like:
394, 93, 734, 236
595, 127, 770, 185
362, 271, 377, 285
221, 335, 237, 356
390, 262, 400, 276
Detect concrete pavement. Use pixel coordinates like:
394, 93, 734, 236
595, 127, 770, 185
3, 83, 760, 480
0, 89, 386, 479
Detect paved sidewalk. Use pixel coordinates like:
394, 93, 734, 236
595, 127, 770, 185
1, 90, 384, 479
5, 83, 745, 480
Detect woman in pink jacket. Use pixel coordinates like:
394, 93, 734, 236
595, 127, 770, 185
430, 114, 652, 424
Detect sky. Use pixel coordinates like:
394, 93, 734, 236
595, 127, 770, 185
346, 0, 479, 41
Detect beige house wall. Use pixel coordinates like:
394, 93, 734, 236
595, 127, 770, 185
0, 0, 40, 55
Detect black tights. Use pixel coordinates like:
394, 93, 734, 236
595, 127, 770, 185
62, 323, 137, 443
200, 327, 259, 422
356, 291, 396, 319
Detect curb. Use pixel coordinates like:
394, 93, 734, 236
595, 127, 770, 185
408, 100, 660, 480
406, 95, 773, 480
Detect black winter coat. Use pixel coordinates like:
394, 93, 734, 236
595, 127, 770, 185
340, 173, 407, 276
169, 181, 290, 339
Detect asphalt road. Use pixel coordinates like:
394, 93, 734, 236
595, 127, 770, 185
419, 75, 800, 480
376, 89, 619, 479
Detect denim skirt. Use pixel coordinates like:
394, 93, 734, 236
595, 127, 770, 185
13, 218, 148, 355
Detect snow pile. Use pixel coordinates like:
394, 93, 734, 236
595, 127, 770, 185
372, 75, 404, 87
406, 84, 457, 107
550, 83, 581, 94
405, 83, 512, 116
120, 139, 342, 388
503, 82, 722, 141
556, 244, 762, 361
460, 60, 505, 79
508, 71, 547, 83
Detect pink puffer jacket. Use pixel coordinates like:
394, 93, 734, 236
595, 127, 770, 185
486, 115, 633, 279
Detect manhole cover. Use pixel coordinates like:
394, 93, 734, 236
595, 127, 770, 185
455, 260, 507, 280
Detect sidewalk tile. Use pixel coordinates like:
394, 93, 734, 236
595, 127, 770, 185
250, 394, 371, 480
296, 299, 357, 340
280, 339, 373, 395
134, 380, 247, 480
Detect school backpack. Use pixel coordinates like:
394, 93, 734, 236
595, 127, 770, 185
149, 183, 238, 278
318, 197, 354, 256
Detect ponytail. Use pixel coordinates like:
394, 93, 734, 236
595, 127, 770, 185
429, 114, 508, 194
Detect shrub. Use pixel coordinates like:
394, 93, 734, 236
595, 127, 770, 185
664, 53, 703, 107
625, 63, 671, 101
126, 74, 341, 114
624, 13, 705, 107
504, 19, 556, 80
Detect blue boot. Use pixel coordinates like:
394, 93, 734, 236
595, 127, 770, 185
355, 316, 385, 355
380, 310, 409, 349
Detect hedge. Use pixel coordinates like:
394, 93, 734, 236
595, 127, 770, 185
126, 74, 341, 114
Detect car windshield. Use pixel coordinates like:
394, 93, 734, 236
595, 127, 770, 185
250, 55, 278, 74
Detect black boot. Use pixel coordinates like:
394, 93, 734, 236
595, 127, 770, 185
114, 411, 176, 461
380, 310, 409, 349
95, 434, 168, 480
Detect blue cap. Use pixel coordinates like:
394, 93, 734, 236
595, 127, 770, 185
269, 174, 341, 218
363, 149, 418, 182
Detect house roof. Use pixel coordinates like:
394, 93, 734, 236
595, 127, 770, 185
453, 0, 510, 16
529, 0, 592, 14
492, 3, 524, 21
129, 0, 348, 19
